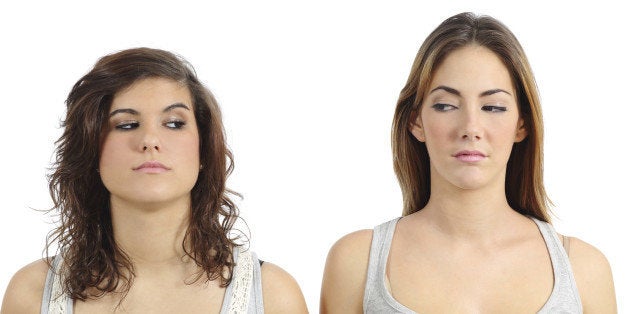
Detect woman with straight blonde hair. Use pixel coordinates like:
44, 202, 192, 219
321, 12, 616, 313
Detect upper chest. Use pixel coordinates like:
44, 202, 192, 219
73, 278, 227, 314
384, 223, 555, 313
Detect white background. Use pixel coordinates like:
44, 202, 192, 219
1, 1, 625, 312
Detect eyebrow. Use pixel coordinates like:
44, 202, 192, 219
430, 85, 461, 96
109, 108, 138, 117
109, 103, 191, 117
163, 103, 191, 112
429, 85, 511, 97
480, 89, 511, 97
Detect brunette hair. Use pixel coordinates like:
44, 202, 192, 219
46, 47, 239, 300
392, 12, 551, 221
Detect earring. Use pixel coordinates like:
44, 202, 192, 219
199, 164, 204, 170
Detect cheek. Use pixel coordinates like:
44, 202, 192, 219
99, 136, 126, 169
98, 136, 129, 192
186, 137, 200, 160
421, 118, 455, 163
497, 117, 521, 139
171, 132, 200, 162
422, 117, 454, 142
487, 119, 521, 152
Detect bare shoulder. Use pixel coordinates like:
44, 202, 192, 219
323, 229, 373, 277
260, 262, 308, 313
1, 259, 50, 314
567, 237, 617, 313
320, 229, 373, 314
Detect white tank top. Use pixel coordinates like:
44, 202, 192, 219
40, 246, 264, 314
363, 217, 583, 313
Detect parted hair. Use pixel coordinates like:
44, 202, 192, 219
392, 12, 551, 221
46, 47, 239, 300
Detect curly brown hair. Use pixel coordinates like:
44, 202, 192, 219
45, 47, 240, 300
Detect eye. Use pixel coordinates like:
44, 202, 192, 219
482, 105, 507, 112
115, 121, 139, 130
431, 103, 457, 112
165, 120, 186, 129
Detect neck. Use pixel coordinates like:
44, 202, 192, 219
419, 171, 522, 241
110, 196, 192, 268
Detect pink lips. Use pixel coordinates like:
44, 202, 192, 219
454, 150, 486, 162
133, 161, 171, 173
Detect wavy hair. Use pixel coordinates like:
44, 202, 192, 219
46, 47, 240, 300
392, 12, 552, 221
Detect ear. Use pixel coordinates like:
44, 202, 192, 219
514, 117, 527, 142
409, 112, 426, 142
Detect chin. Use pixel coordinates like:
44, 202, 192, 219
110, 186, 193, 207
454, 181, 489, 191
449, 172, 503, 191
439, 171, 489, 190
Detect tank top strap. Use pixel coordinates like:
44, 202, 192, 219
41, 255, 72, 314
364, 217, 408, 312
220, 246, 264, 314
249, 251, 264, 313
531, 218, 583, 313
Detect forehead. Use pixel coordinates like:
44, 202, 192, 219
110, 77, 193, 111
428, 45, 514, 95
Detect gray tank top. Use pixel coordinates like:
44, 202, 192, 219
363, 217, 583, 313
40, 246, 264, 314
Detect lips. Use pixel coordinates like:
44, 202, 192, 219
133, 161, 171, 173
454, 150, 486, 162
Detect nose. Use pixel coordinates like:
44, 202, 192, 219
139, 127, 161, 152
143, 144, 160, 152
460, 109, 482, 141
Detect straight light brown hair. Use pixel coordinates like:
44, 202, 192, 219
392, 12, 551, 221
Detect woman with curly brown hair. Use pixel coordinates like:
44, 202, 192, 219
1, 48, 307, 313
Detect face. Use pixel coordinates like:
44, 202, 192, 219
410, 45, 527, 191
99, 77, 200, 208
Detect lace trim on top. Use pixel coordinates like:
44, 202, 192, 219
227, 249, 254, 313
46, 255, 70, 314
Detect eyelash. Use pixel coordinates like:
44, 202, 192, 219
431, 103, 507, 113
164, 120, 186, 129
115, 121, 139, 130
113, 120, 186, 131
482, 105, 507, 112
432, 103, 457, 112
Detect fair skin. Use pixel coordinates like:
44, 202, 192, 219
2, 77, 308, 313
321, 45, 616, 313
